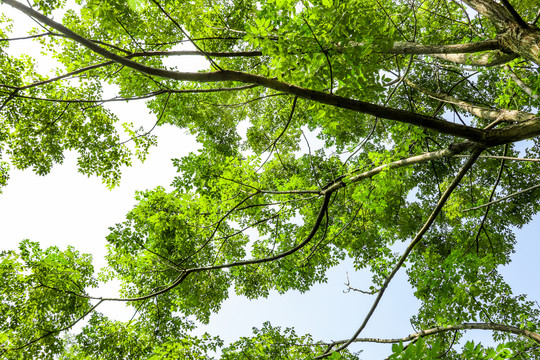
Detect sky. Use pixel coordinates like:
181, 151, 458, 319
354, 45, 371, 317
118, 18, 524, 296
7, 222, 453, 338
1, 2, 540, 359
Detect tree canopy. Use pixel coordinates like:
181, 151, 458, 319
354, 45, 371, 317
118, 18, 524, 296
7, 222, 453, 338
1, 0, 540, 358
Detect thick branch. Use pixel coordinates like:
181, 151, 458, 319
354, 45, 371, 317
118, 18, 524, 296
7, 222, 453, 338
322, 142, 477, 194
6, 1, 540, 147
3, 0, 487, 142
406, 79, 536, 122
483, 116, 540, 145
386, 39, 502, 54
336, 39, 513, 60
461, 0, 516, 31
431, 51, 518, 67
462, 0, 540, 65
456, 154, 540, 162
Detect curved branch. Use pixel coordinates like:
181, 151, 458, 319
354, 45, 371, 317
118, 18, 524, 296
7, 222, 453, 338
3, 0, 488, 142
43, 194, 331, 302
1, 300, 103, 354
327, 322, 540, 345
113, 91, 171, 148
317, 148, 483, 358
264, 96, 298, 152
303, 18, 333, 93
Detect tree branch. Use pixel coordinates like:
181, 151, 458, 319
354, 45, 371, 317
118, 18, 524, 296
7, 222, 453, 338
461, 0, 516, 31
149, 0, 223, 71
15, 0, 540, 144
386, 39, 502, 54
505, 65, 540, 100
322, 142, 477, 194
464, 183, 540, 211
406, 79, 536, 122
263, 96, 298, 152
455, 154, 540, 162
3, 0, 489, 143
1, 300, 103, 354
326, 322, 540, 345
474, 145, 507, 253
499, 0, 530, 28
317, 148, 483, 358
430, 51, 518, 67
44, 194, 331, 303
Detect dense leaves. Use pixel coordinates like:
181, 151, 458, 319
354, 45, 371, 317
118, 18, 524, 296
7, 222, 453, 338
1, 0, 540, 358
0, 241, 96, 359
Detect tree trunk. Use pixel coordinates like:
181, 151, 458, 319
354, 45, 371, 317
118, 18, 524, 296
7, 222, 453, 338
464, 0, 540, 66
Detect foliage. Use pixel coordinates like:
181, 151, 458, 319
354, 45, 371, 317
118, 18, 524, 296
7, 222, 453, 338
1, 0, 540, 358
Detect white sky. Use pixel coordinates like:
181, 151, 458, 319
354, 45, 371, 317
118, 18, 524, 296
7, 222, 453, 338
1, 2, 539, 358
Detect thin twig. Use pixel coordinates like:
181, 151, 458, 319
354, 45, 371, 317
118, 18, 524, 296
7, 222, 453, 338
324, 322, 540, 345
343, 271, 377, 295
263, 96, 298, 152
113, 92, 171, 148
149, 0, 223, 71
2, 300, 103, 353
474, 144, 507, 253
303, 18, 333, 94
464, 183, 540, 211
455, 154, 540, 162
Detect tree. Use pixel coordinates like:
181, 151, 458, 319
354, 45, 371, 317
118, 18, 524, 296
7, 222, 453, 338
1, 0, 540, 358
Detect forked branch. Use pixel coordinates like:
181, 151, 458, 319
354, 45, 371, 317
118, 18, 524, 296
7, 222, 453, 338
316, 148, 483, 358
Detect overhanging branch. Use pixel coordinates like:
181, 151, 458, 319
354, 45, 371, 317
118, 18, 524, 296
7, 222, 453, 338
3, 0, 488, 142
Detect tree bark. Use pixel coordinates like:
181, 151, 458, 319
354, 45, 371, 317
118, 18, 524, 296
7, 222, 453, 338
462, 0, 516, 31
463, 0, 540, 65
498, 23, 540, 65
